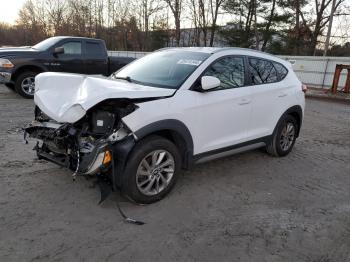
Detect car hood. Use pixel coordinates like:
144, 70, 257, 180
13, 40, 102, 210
34, 72, 175, 123
0, 47, 39, 58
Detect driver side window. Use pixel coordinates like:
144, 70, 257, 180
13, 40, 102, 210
203, 57, 245, 90
61, 41, 82, 56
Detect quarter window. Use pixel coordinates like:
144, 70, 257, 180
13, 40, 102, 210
273, 62, 288, 80
249, 58, 278, 84
203, 57, 245, 89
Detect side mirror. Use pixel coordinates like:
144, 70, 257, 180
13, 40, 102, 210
201, 76, 221, 91
53, 47, 64, 55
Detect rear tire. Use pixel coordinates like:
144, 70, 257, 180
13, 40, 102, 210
266, 114, 298, 157
121, 135, 181, 204
15, 71, 38, 98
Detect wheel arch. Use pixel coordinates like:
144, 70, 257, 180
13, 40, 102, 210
11, 64, 46, 82
133, 119, 194, 169
274, 105, 303, 137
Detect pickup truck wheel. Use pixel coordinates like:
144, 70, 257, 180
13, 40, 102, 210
15, 71, 38, 98
266, 114, 298, 157
122, 136, 181, 204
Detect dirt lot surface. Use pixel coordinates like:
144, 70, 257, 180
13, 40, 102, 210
1, 85, 350, 262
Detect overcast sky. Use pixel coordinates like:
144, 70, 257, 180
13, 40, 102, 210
0, 0, 26, 24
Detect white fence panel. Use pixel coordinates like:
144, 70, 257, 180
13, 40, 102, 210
109, 51, 350, 90
108, 51, 149, 59
279, 56, 350, 89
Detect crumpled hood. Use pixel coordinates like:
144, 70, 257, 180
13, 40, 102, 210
34, 72, 175, 123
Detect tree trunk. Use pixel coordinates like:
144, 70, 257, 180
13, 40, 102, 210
175, 17, 181, 46
254, 0, 259, 50
294, 0, 300, 55
261, 0, 276, 51
209, 0, 221, 47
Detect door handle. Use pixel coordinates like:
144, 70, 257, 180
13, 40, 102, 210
278, 93, 287, 97
238, 98, 251, 105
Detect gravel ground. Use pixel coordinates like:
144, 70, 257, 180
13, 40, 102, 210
1, 85, 350, 262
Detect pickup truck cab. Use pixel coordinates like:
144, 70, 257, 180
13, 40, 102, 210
0, 36, 134, 98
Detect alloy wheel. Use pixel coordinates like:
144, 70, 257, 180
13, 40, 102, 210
21, 77, 35, 96
136, 150, 175, 196
280, 122, 295, 151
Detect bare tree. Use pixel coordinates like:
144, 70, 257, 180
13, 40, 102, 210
164, 0, 183, 46
46, 0, 67, 35
300, 0, 345, 55
189, 0, 201, 45
209, 0, 224, 46
198, 0, 209, 46
133, 0, 164, 50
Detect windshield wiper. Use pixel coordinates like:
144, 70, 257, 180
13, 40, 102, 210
112, 75, 133, 82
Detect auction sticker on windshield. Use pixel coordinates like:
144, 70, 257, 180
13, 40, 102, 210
177, 59, 202, 66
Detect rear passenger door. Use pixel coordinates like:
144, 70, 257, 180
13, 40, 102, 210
247, 57, 291, 140
84, 40, 108, 75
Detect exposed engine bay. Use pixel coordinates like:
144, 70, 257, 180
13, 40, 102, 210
25, 99, 139, 182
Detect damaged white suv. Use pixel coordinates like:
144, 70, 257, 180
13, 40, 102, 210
25, 47, 305, 204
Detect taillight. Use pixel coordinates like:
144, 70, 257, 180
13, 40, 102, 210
301, 84, 308, 93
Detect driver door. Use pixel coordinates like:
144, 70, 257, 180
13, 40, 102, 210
190, 56, 252, 154
49, 40, 84, 74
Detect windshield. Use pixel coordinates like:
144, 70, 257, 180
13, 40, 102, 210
113, 50, 210, 89
32, 37, 61, 51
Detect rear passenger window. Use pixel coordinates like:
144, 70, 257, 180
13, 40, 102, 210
249, 58, 278, 84
273, 62, 288, 80
204, 57, 245, 89
86, 42, 105, 58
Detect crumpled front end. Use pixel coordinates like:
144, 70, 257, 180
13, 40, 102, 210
34, 72, 175, 123
25, 99, 138, 180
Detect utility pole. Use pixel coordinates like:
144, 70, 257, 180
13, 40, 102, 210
294, 0, 300, 55
324, 0, 337, 56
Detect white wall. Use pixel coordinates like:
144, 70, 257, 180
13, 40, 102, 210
109, 51, 350, 90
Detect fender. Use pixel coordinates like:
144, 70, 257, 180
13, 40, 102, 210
12, 63, 48, 82
133, 119, 194, 167
14, 62, 48, 73
273, 105, 303, 137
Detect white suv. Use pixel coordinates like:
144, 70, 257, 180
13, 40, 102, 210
25, 47, 305, 204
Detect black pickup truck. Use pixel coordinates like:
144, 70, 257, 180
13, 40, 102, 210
0, 36, 135, 98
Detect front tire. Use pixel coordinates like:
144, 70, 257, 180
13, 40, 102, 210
266, 114, 298, 157
15, 71, 38, 98
122, 136, 181, 204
